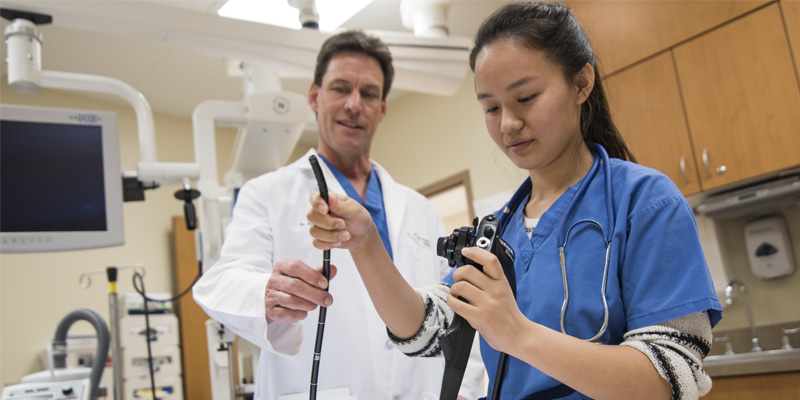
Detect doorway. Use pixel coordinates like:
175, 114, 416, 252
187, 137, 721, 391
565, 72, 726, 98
418, 170, 475, 232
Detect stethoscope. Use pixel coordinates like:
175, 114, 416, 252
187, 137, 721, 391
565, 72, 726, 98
496, 142, 614, 342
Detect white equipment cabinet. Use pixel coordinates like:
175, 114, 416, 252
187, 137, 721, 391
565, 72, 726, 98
120, 314, 184, 400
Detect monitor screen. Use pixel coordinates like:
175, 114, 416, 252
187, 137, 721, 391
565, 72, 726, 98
1, 103, 124, 252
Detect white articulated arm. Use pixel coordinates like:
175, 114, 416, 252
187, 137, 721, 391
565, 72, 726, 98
5, 15, 199, 187
192, 100, 248, 268
38, 70, 200, 186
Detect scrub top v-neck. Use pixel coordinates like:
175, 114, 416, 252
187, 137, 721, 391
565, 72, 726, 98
318, 154, 394, 260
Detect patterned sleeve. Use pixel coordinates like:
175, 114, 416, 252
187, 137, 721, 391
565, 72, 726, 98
621, 311, 714, 399
387, 283, 454, 356
391, 285, 714, 400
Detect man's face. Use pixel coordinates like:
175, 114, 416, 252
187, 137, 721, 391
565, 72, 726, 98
309, 52, 387, 159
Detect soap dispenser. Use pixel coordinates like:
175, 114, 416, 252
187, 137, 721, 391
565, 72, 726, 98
744, 214, 795, 280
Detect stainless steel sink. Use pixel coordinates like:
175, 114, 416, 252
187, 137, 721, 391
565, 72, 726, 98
704, 348, 800, 377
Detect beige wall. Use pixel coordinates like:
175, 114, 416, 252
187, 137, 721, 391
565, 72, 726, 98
0, 81, 237, 385
372, 71, 526, 201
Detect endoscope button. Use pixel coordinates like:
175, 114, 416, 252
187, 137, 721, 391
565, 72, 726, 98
486, 214, 496, 221
483, 226, 494, 238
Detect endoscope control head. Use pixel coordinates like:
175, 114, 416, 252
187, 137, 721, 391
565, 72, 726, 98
436, 214, 515, 275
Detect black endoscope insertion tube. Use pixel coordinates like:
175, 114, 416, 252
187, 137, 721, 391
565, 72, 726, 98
308, 155, 330, 400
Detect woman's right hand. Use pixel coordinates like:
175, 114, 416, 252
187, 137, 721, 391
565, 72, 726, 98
307, 191, 375, 251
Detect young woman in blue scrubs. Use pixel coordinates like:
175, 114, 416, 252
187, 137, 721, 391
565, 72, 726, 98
307, 2, 723, 399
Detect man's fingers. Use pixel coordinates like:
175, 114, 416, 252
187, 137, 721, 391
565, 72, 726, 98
272, 259, 334, 304
320, 264, 338, 284
264, 263, 339, 324
274, 258, 326, 287
267, 273, 331, 306
265, 280, 318, 310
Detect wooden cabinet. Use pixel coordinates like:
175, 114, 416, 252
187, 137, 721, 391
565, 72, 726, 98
173, 216, 213, 400
569, 0, 768, 74
673, 3, 800, 190
603, 2, 800, 194
605, 52, 702, 195
702, 371, 800, 400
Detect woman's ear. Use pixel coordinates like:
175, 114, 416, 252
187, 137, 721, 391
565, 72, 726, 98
575, 63, 595, 105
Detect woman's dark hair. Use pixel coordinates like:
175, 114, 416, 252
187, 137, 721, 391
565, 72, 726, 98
468, 2, 636, 162
314, 30, 395, 101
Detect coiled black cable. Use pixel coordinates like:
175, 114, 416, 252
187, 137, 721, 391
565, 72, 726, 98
131, 260, 202, 400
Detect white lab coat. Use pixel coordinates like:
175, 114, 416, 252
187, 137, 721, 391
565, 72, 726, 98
193, 149, 485, 400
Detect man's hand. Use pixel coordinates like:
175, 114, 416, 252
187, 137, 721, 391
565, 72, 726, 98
264, 258, 338, 324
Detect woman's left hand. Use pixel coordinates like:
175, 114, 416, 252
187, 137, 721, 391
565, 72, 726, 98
448, 246, 528, 354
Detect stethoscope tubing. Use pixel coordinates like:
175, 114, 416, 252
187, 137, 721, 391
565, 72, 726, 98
556, 143, 615, 245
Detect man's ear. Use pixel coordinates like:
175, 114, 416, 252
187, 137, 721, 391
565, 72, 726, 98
378, 99, 387, 122
308, 82, 320, 113
575, 63, 595, 105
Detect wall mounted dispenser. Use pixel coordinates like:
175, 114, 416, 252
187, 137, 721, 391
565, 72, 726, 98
744, 214, 795, 279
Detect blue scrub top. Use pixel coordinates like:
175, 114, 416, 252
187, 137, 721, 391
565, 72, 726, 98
318, 154, 393, 260
445, 158, 723, 399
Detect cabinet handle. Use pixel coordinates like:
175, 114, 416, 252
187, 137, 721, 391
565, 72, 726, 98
680, 156, 689, 184
702, 148, 712, 178
716, 165, 727, 175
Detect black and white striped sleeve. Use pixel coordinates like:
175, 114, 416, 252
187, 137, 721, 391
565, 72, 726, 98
387, 283, 454, 357
621, 311, 714, 399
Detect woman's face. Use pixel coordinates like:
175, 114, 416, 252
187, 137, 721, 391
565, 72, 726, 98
474, 38, 591, 172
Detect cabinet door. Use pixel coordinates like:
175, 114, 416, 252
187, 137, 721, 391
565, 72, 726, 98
673, 3, 800, 190
605, 52, 701, 195
173, 216, 213, 400
569, 0, 769, 74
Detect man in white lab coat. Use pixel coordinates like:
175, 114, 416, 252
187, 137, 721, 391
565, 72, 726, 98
193, 30, 485, 400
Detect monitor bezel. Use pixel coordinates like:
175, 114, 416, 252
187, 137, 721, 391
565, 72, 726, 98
1, 103, 125, 252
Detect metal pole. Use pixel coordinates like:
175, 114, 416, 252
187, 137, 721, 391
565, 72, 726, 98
109, 292, 123, 400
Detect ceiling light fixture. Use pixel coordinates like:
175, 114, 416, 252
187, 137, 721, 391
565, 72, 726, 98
217, 0, 374, 31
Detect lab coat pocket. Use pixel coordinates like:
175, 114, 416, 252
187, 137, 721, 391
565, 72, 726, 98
421, 392, 439, 400
407, 231, 447, 286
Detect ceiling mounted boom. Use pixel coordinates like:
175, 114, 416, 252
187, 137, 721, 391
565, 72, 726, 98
0, 0, 472, 96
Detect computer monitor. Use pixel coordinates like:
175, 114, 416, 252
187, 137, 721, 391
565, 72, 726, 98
1, 103, 124, 252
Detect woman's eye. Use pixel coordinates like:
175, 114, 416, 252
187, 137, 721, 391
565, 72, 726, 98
518, 94, 537, 103
485, 106, 499, 114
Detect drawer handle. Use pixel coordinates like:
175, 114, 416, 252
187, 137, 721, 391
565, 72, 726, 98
702, 148, 712, 178
680, 156, 689, 184
716, 165, 727, 175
